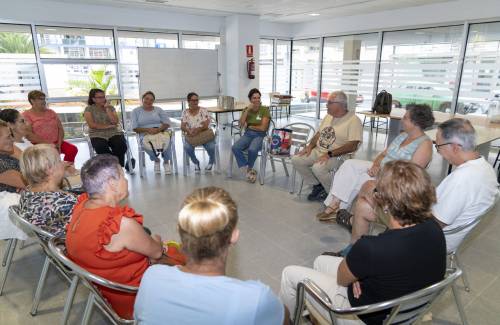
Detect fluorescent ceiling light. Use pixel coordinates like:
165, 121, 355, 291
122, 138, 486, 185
309, 13, 320, 16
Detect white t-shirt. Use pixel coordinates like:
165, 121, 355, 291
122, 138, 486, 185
433, 157, 498, 252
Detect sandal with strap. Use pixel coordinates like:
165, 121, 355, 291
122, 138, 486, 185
246, 169, 257, 183
336, 209, 353, 232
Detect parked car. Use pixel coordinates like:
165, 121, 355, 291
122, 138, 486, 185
305, 90, 364, 104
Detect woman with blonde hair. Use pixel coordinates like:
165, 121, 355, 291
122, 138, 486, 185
135, 187, 288, 325
19, 144, 77, 237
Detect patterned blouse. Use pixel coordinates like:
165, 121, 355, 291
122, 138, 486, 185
19, 191, 77, 237
181, 107, 210, 130
0, 153, 20, 193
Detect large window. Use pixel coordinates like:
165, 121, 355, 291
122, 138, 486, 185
290, 38, 321, 117
379, 26, 463, 111
182, 34, 220, 49
0, 24, 40, 109
458, 22, 500, 116
276, 40, 292, 96
259, 39, 274, 105
321, 34, 378, 114
37, 26, 115, 59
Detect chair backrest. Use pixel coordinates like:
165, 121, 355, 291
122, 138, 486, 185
282, 123, 316, 152
443, 192, 499, 253
8, 205, 54, 247
295, 268, 462, 325
48, 237, 138, 322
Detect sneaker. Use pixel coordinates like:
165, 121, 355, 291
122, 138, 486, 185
163, 162, 172, 175
194, 164, 201, 173
154, 160, 161, 174
205, 163, 213, 171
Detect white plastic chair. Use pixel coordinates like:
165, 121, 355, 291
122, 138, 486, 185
293, 268, 463, 325
48, 237, 137, 325
182, 118, 221, 175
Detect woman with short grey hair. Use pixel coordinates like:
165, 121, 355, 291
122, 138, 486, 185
65, 154, 164, 319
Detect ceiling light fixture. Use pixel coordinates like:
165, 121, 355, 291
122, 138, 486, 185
309, 13, 320, 16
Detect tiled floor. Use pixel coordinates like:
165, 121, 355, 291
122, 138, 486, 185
1, 116, 499, 324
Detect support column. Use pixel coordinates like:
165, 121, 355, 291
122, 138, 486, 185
223, 14, 260, 102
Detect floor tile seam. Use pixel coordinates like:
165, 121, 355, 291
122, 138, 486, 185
463, 275, 499, 309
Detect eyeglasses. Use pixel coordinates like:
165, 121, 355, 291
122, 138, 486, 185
94, 96, 106, 99
189, 99, 199, 102
434, 142, 461, 150
34, 97, 46, 101
327, 100, 343, 105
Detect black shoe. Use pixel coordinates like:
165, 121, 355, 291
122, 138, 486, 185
321, 251, 343, 257
308, 188, 328, 202
307, 184, 324, 201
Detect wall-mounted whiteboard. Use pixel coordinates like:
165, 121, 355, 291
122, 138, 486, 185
138, 48, 219, 100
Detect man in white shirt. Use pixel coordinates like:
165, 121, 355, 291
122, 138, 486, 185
433, 118, 498, 252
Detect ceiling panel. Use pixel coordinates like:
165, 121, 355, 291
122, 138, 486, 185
52, 0, 455, 23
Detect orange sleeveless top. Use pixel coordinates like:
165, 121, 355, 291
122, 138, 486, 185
65, 194, 149, 319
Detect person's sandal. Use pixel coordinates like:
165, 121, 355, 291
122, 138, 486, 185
246, 169, 257, 183
336, 209, 353, 232
316, 206, 339, 222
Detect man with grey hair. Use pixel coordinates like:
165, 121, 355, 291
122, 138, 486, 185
292, 91, 362, 201
433, 118, 498, 252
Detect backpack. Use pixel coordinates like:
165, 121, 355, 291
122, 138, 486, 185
372, 90, 392, 114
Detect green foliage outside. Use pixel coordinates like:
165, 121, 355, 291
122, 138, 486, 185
0, 32, 51, 54
68, 67, 118, 96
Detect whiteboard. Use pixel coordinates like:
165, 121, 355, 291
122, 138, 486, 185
138, 48, 219, 100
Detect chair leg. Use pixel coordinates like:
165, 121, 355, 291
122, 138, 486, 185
31, 256, 51, 316
2, 238, 14, 267
494, 150, 500, 168
454, 255, 470, 292
60, 275, 79, 325
228, 152, 234, 178
183, 150, 188, 176
282, 158, 289, 177
270, 158, 276, 172
81, 293, 95, 325
0, 238, 18, 295
289, 167, 297, 194
215, 144, 221, 174
139, 151, 145, 178
259, 151, 266, 185
171, 140, 178, 175
298, 179, 304, 196
452, 283, 469, 325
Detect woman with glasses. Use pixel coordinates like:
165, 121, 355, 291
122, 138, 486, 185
83, 88, 128, 167
316, 104, 435, 226
22, 90, 79, 165
180, 92, 216, 172
0, 120, 28, 241
231, 88, 270, 183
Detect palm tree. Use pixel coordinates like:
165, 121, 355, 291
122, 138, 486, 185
0, 32, 35, 53
68, 67, 118, 96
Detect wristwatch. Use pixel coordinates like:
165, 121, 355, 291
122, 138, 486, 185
327, 151, 334, 158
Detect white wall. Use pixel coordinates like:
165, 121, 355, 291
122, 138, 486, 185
293, 0, 500, 38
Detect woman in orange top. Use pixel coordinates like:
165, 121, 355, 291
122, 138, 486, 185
65, 154, 163, 319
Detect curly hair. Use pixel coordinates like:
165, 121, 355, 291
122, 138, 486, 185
178, 187, 238, 262
373, 160, 436, 226
406, 103, 435, 130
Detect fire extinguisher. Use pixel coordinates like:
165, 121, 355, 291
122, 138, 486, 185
247, 58, 255, 79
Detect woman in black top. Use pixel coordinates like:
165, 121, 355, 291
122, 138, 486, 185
280, 160, 446, 324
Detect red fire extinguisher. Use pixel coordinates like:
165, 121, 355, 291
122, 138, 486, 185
247, 57, 255, 79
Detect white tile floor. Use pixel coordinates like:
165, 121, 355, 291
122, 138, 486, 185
1, 116, 499, 324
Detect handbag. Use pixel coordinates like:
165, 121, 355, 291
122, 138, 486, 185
143, 131, 171, 157
185, 128, 215, 146
270, 128, 293, 155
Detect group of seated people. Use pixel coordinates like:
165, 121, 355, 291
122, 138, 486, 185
0, 88, 498, 324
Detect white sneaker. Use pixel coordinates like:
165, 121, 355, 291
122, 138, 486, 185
163, 162, 172, 175
195, 164, 201, 173
154, 160, 161, 174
